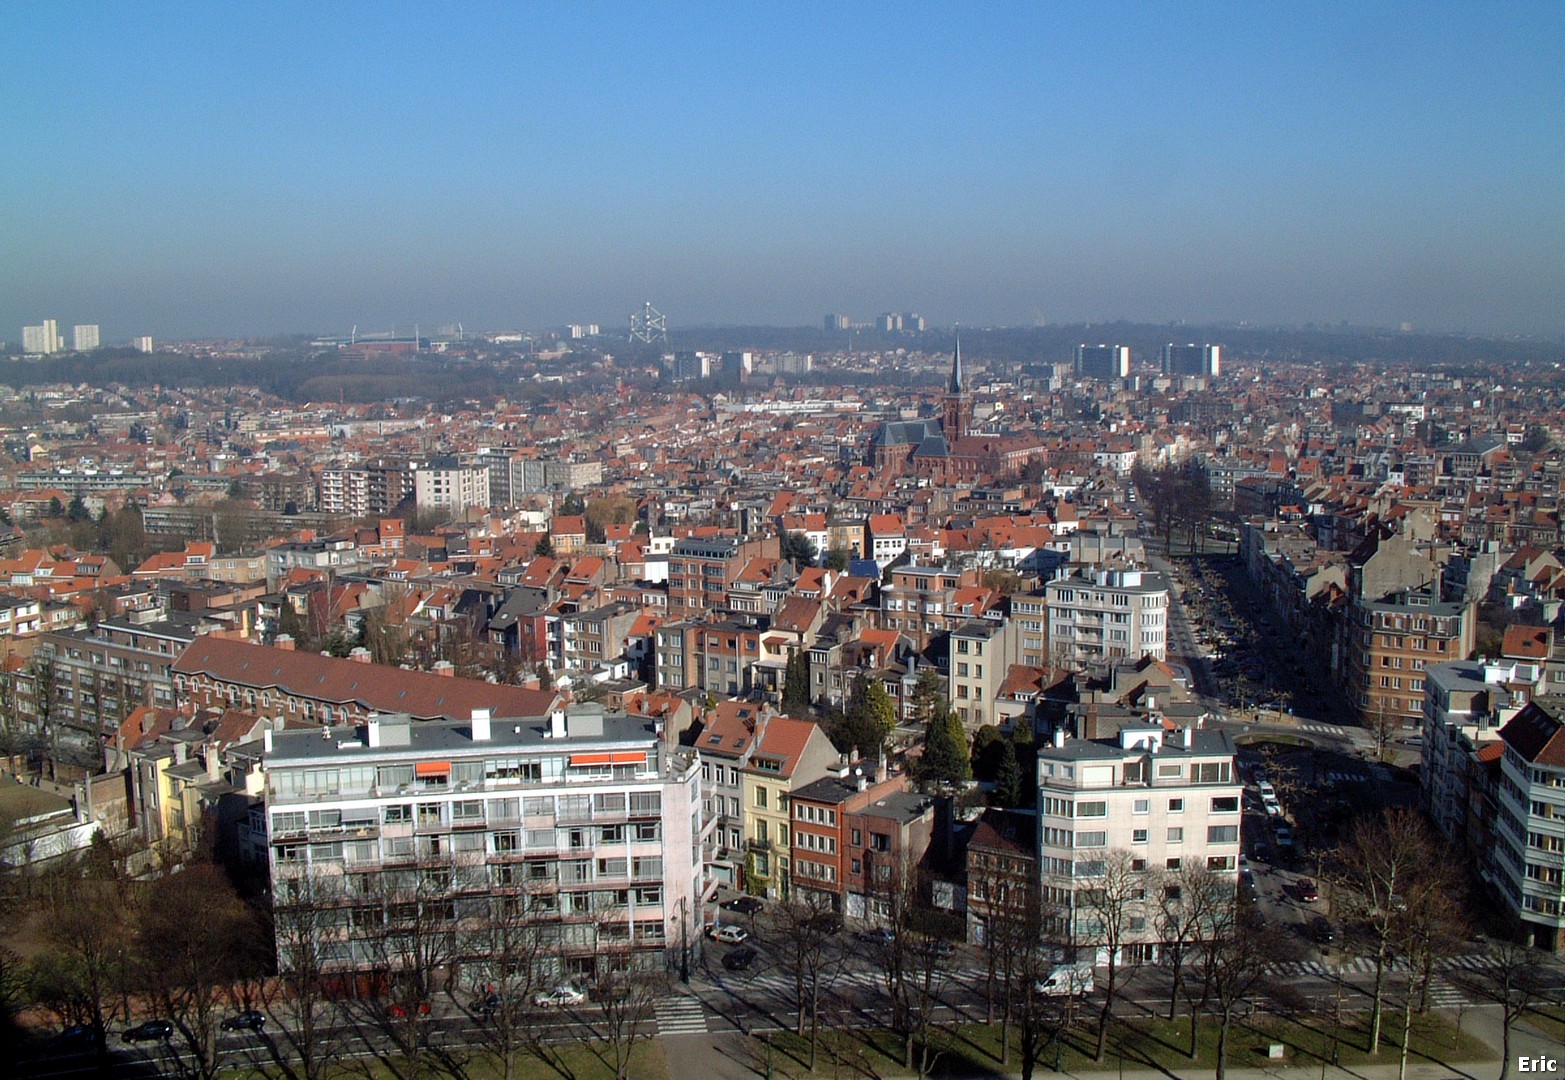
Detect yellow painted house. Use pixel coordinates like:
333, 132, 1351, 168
740, 715, 838, 899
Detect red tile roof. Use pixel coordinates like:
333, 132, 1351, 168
172, 637, 558, 722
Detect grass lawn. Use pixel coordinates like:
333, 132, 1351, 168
215, 1039, 669, 1080
1519, 1002, 1565, 1045
739, 1010, 1490, 1078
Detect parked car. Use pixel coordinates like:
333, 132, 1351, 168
532, 986, 586, 1008
123, 1020, 174, 1042
805, 912, 843, 935
1034, 963, 1094, 997
1253, 841, 1271, 862
855, 927, 895, 946
1309, 917, 1335, 945
221, 1010, 267, 1032
1263, 797, 1284, 818
708, 924, 749, 944
721, 896, 764, 916
1295, 878, 1319, 903
1274, 826, 1294, 847
722, 945, 758, 971
55, 1023, 102, 1049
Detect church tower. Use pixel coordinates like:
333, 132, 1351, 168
941, 333, 971, 441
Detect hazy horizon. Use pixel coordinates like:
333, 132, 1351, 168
5, 3, 1562, 343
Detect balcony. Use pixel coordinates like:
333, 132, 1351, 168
746, 837, 774, 853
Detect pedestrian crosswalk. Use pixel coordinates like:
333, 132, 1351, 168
655, 996, 710, 1035
1424, 978, 1467, 1008
1322, 771, 1371, 784
1300, 723, 1348, 736
1271, 959, 1376, 977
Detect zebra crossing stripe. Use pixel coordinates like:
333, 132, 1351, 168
656, 998, 710, 1035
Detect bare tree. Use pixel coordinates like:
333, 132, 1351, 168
1327, 809, 1441, 1054
586, 923, 665, 1080
770, 889, 844, 1071
970, 850, 1036, 1066
1389, 870, 1464, 1080
35, 867, 133, 1061
1075, 849, 1143, 1062
459, 887, 553, 1080
1203, 894, 1298, 1080
267, 867, 354, 1080
1450, 921, 1548, 1080
135, 862, 259, 1080
1155, 864, 1231, 1023
875, 855, 952, 1079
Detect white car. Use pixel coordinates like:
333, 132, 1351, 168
1257, 781, 1276, 800
1263, 797, 1283, 817
708, 924, 749, 944
532, 986, 586, 1008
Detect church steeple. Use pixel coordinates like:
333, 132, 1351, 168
942, 331, 970, 442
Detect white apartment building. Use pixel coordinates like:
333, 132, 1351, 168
1492, 702, 1565, 953
1419, 658, 1525, 845
262, 704, 707, 982
22, 320, 61, 355
1036, 725, 1242, 962
414, 458, 490, 515
1045, 568, 1169, 666
72, 324, 100, 351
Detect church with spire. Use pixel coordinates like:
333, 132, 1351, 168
867, 334, 1046, 482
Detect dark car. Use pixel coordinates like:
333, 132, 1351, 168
55, 1023, 102, 1049
1295, 878, 1319, 903
855, 927, 895, 946
221, 1010, 266, 1032
722, 945, 758, 971
806, 911, 843, 935
721, 896, 764, 916
1309, 917, 1335, 945
123, 1020, 174, 1042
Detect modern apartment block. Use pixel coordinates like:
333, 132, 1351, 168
1492, 701, 1565, 952
262, 704, 707, 981
1036, 725, 1241, 962
1419, 658, 1523, 845
665, 536, 779, 619
1161, 343, 1220, 378
413, 457, 490, 515
1044, 568, 1169, 667
1074, 344, 1129, 381
72, 324, 100, 351
318, 460, 412, 518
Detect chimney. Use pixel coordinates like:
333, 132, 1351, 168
205, 747, 221, 783
366, 715, 382, 748
433, 660, 455, 677
1052, 728, 1066, 748
173, 742, 187, 766
263, 727, 273, 753
471, 708, 492, 742
1182, 727, 1193, 748
274, 634, 295, 651
549, 708, 567, 739
1146, 695, 1157, 712
349, 647, 372, 663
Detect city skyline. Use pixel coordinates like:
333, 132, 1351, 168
3, 2, 1562, 340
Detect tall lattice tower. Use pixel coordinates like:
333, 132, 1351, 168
629, 301, 668, 345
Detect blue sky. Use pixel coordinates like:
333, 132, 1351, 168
3, 2, 1562, 340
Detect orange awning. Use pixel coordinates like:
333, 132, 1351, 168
414, 761, 451, 777
570, 753, 613, 766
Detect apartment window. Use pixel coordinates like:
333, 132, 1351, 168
1132, 829, 1149, 844
1133, 798, 1150, 814
1211, 796, 1240, 813
1165, 858, 1181, 870
1075, 831, 1108, 848
1167, 827, 1184, 843
1168, 798, 1184, 812
1076, 801, 1107, 818
755, 787, 768, 809
1207, 825, 1239, 844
